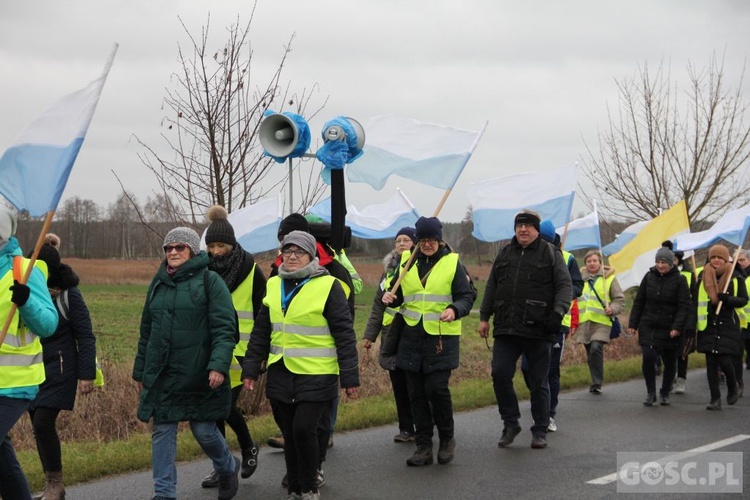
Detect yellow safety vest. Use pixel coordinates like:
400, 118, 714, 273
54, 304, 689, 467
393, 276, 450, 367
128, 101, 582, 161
579, 274, 615, 326
335, 249, 362, 295
399, 252, 461, 335
265, 275, 339, 375
0, 257, 46, 389
743, 276, 750, 329
561, 251, 574, 328
696, 278, 744, 331
228, 264, 256, 387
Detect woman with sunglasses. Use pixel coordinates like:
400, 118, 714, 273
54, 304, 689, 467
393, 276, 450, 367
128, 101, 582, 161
133, 227, 240, 500
242, 230, 359, 500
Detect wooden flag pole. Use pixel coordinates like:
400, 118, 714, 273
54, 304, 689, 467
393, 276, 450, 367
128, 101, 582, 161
715, 246, 742, 315
0, 211, 55, 346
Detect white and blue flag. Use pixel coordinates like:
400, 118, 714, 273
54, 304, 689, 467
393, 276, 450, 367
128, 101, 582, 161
673, 204, 750, 251
558, 209, 601, 251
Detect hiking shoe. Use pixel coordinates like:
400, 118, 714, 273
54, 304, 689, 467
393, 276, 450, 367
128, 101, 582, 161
394, 430, 416, 443
201, 469, 219, 488
589, 384, 602, 394
497, 426, 521, 448
531, 435, 547, 449
327, 436, 333, 448
316, 469, 325, 488
673, 377, 686, 394
437, 438, 456, 464
643, 393, 656, 407
241, 442, 259, 479
728, 384, 739, 405
706, 398, 722, 410
406, 446, 433, 466
660, 394, 670, 406
267, 434, 285, 449
300, 491, 320, 500
217, 456, 240, 500
547, 418, 557, 432
283, 494, 301, 500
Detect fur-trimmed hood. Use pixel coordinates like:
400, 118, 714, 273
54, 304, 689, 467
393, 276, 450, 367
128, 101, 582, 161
580, 265, 616, 281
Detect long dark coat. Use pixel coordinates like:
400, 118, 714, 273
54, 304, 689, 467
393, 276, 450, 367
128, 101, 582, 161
133, 252, 237, 423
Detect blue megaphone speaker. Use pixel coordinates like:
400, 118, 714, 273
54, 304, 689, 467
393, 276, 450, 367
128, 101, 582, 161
322, 116, 365, 162
258, 111, 311, 162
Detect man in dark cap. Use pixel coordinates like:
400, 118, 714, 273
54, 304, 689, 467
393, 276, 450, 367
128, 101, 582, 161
478, 209, 572, 449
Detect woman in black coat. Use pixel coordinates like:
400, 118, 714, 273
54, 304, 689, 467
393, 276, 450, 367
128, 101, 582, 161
695, 244, 748, 410
628, 246, 691, 407
28, 242, 97, 500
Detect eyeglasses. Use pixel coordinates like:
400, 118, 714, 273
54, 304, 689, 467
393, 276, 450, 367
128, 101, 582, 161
163, 244, 188, 253
282, 248, 308, 258
418, 238, 438, 245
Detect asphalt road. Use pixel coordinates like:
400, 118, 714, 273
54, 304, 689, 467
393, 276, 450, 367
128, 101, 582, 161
65, 369, 750, 499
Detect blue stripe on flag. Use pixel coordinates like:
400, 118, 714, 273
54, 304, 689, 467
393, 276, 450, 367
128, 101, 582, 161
472, 194, 574, 242
236, 221, 280, 254
0, 139, 83, 217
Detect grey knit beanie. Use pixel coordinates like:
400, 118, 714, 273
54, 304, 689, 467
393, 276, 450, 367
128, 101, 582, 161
163, 227, 201, 255
281, 230, 317, 258
655, 246, 675, 266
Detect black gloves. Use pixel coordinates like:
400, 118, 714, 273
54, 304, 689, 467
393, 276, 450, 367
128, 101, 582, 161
717, 293, 743, 308
9, 280, 30, 307
546, 311, 564, 335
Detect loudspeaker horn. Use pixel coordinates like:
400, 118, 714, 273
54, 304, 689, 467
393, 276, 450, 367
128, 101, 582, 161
259, 112, 311, 160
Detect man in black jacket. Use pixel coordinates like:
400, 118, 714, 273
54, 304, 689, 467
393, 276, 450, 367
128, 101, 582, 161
478, 210, 572, 449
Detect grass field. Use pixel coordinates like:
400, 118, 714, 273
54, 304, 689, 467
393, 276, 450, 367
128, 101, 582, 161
11, 258, 704, 491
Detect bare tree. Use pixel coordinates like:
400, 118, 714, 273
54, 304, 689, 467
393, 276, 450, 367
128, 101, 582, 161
583, 54, 750, 224
134, 6, 327, 224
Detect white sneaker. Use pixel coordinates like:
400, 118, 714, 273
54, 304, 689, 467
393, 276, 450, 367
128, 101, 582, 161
673, 378, 686, 394
547, 418, 557, 432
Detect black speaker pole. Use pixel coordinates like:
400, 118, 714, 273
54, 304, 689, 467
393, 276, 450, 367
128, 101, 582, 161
330, 169, 346, 252
288, 157, 294, 215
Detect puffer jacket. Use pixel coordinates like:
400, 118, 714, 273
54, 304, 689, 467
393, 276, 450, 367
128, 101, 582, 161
629, 265, 691, 350
696, 269, 748, 356
133, 252, 237, 423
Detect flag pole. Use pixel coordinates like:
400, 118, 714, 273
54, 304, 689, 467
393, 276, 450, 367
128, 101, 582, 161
0, 211, 55, 345
715, 245, 744, 315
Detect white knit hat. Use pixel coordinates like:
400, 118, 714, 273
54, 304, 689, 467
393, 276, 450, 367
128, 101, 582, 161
0, 204, 18, 243
163, 227, 201, 255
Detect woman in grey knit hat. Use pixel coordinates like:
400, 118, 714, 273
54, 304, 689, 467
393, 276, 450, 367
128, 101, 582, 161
133, 226, 241, 500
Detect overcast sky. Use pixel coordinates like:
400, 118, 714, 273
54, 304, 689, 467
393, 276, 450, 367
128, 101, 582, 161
1, 0, 748, 223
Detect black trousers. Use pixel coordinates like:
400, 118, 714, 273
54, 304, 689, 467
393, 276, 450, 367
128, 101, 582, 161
405, 369, 453, 449
389, 368, 414, 433
216, 386, 253, 451
641, 346, 676, 396
492, 336, 551, 437
706, 353, 737, 400
275, 399, 330, 495
28, 406, 63, 472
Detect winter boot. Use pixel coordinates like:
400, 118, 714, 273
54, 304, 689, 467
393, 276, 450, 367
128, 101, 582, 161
406, 446, 433, 466
40, 471, 65, 500
437, 438, 455, 464
240, 443, 259, 479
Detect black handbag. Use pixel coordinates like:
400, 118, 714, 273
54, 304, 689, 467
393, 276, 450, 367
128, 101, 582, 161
588, 279, 621, 339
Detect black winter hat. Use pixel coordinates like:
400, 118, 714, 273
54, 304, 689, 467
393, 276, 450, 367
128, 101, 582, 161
34, 244, 61, 273
205, 205, 237, 246
415, 217, 443, 241
278, 213, 309, 241
514, 210, 541, 232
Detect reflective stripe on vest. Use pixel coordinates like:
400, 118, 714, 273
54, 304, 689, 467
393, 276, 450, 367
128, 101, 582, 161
696, 278, 744, 331
744, 276, 750, 328
399, 253, 461, 335
0, 257, 46, 389
229, 264, 256, 388
561, 251, 574, 327
264, 275, 339, 375
578, 275, 615, 326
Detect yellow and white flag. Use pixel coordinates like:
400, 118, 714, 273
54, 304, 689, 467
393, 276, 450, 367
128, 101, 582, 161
608, 201, 690, 290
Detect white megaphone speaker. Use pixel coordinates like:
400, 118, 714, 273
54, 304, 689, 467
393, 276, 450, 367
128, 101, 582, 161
259, 112, 311, 161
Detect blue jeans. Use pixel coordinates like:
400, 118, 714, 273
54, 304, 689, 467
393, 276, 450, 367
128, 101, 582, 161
0, 396, 33, 500
152, 421, 235, 498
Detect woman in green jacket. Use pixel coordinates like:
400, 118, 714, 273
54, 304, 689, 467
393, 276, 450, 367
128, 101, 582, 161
133, 227, 240, 500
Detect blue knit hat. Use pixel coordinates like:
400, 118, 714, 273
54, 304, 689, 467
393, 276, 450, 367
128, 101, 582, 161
395, 226, 417, 243
539, 220, 557, 243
